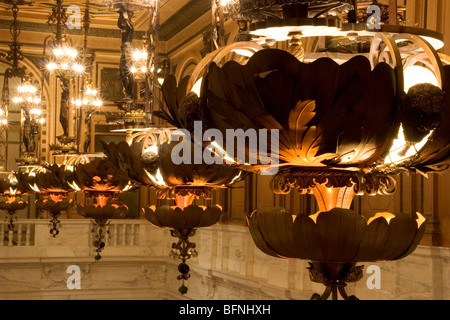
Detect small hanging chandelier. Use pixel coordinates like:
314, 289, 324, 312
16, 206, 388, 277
11, 79, 45, 125
43, 0, 84, 78
130, 46, 149, 80
72, 81, 103, 110
45, 37, 85, 77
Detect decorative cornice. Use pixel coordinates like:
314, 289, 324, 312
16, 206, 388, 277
159, 0, 211, 41
0, 19, 146, 39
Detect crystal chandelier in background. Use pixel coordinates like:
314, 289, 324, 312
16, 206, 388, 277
45, 40, 84, 77
0, 0, 46, 170
72, 81, 103, 110
47, 0, 105, 156
71, 79, 103, 153
43, 0, 84, 78
12, 79, 45, 168
44, 0, 84, 156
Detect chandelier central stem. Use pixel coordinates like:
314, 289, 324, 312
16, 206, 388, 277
311, 183, 355, 212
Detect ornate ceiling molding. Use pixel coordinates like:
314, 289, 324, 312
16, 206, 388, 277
159, 0, 211, 41
0, 19, 146, 39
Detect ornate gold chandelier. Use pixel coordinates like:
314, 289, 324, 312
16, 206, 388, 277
43, 0, 84, 77
71, 81, 103, 110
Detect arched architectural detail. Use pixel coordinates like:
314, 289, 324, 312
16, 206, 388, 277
177, 57, 199, 82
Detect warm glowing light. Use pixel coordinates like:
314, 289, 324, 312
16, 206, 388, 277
18, 85, 37, 93
404, 66, 439, 92
308, 212, 321, 224
46, 62, 57, 71
367, 212, 396, 225
132, 50, 147, 61
122, 181, 134, 192
143, 144, 158, 155
53, 48, 64, 56
93, 99, 103, 107
144, 168, 166, 186
13, 81, 41, 109
72, 63, 85, 73
47, 44, 83, 76
29, 183, 40, 192
130, 48, 149, 76
67, 181, 81, 191
229, 171, 242, 185
415, 212, 426, 228
383, 125, 433, 165
72, 82, 103, 110
30, 108, 42, 116
65, 47, 78, 58
192, 77, 203, 96
73, 98, 82, 107
232, 49, 255, 57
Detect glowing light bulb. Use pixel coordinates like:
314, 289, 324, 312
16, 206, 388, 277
66, 48, 78, 58
192, 77, 203, 96
404, 65, 439, 92
30, 108, 42, 115
46, 62, 57, 71
53, 48, 64, 56
73, 63, 84, 73
93, 100, 102, 107
232, 49, 255, 57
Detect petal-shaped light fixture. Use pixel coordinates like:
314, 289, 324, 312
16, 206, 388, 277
247, 208, 427, 300
144, 204, 222, 294
16, 164, 76, 237
0, 172, 30, 231
103, 132, 247, 293
66, 156, 137, 260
